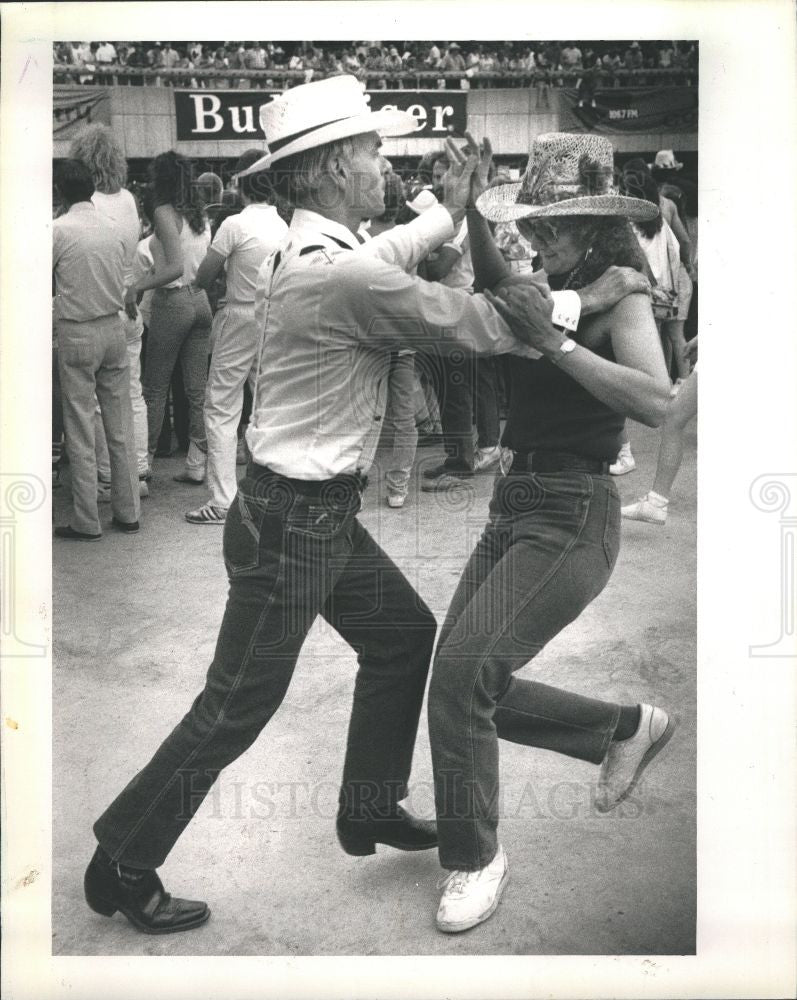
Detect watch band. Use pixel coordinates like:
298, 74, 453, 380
549, 337, 577, 365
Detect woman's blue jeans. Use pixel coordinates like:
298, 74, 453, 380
94, 465, 436, 869
428, 470, 623, 871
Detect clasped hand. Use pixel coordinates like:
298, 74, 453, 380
484, 282, 561, 353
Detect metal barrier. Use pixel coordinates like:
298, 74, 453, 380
52, 65, 698, 89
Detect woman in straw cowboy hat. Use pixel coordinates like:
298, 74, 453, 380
428, 132, 677, 933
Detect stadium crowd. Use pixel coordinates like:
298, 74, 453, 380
53, 39, 698, 88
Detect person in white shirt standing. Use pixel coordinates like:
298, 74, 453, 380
68, 124, 150, 497
186, 150, 288, 524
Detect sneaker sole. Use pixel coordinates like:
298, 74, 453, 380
185, 516, 226, 525
436, 868, 509, 934
597, 714, 678, 812
621, 512, 666, 524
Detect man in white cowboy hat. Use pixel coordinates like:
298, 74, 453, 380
84, 76, 646, 936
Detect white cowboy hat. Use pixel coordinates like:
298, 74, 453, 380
653, 149, 684, 171
476, 132, 659, 224
237, 75, 416, 177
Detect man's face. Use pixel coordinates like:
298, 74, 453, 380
431, 158, 448, 197
344, 132, 391, 219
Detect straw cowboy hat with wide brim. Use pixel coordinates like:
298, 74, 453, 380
477, 132, 659, 224
237, 75, 417, 177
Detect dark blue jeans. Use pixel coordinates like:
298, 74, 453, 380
94, 465, 437, 869
428, 471, 623, 871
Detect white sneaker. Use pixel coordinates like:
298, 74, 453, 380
386, 493, 406, 509
609, 450, 636, 476
596, 704, 677, 812
473, 445, 501, 473
621, 493, 668, 524
436, 845, 509, 933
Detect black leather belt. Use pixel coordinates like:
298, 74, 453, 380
505, 450, 609, 476
246, 462, 367, 499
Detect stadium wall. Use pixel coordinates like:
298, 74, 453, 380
53, 85, 697, 160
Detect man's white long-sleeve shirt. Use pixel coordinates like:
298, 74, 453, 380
248, 205, 580, 479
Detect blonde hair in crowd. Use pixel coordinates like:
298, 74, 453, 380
69, 123, 128, 194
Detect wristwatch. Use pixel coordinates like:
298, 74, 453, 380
549, 337, 577, 365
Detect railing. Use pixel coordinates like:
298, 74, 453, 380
53, 65, 698, 90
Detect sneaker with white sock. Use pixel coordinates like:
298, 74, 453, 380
621, 492, 668, 524
609, 446, 636, 476
436, 845, 509, 933
185, 502, 228, 525
473, 445, 501, 472
596, 703, 677, 812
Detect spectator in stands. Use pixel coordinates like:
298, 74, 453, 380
213, 45, 231, 87
186, 149, 288, 525
69, 123, 150, 495
132, 151, 212, 485
441, 42, 465, 74
96, 41, 117, 65
624, 41, 644, 75
161, 42, 180, 70
53, 160, 140, 540
426, 42, 442, 67
560, 41, 583, 70
385, 46, 404, 73
246, 41, 269, 69
146, 43, 163, 68
658, 43, 675, 68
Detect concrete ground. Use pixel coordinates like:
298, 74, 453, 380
52, 418, 696, 956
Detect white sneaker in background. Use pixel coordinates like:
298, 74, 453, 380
436, 845, 509, 933
473, 445, 501, 472
621, 492, 668, 524
386, 493, 406, 509
609, 449, 636, 476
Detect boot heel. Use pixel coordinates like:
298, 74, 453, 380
86, 894, 118, 917
336, 829, 376, 856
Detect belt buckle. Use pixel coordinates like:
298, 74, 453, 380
499, 447, 515, 476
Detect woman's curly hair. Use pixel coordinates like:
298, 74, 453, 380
148, 151, 206, 235
68, 123, 127, 194
546, 215, 647, 291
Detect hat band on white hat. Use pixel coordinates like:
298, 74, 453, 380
267, 115, 351, 155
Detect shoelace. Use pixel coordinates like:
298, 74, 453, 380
436, 869, 478, 894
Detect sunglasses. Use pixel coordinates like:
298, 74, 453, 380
522, 220, 562, 243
